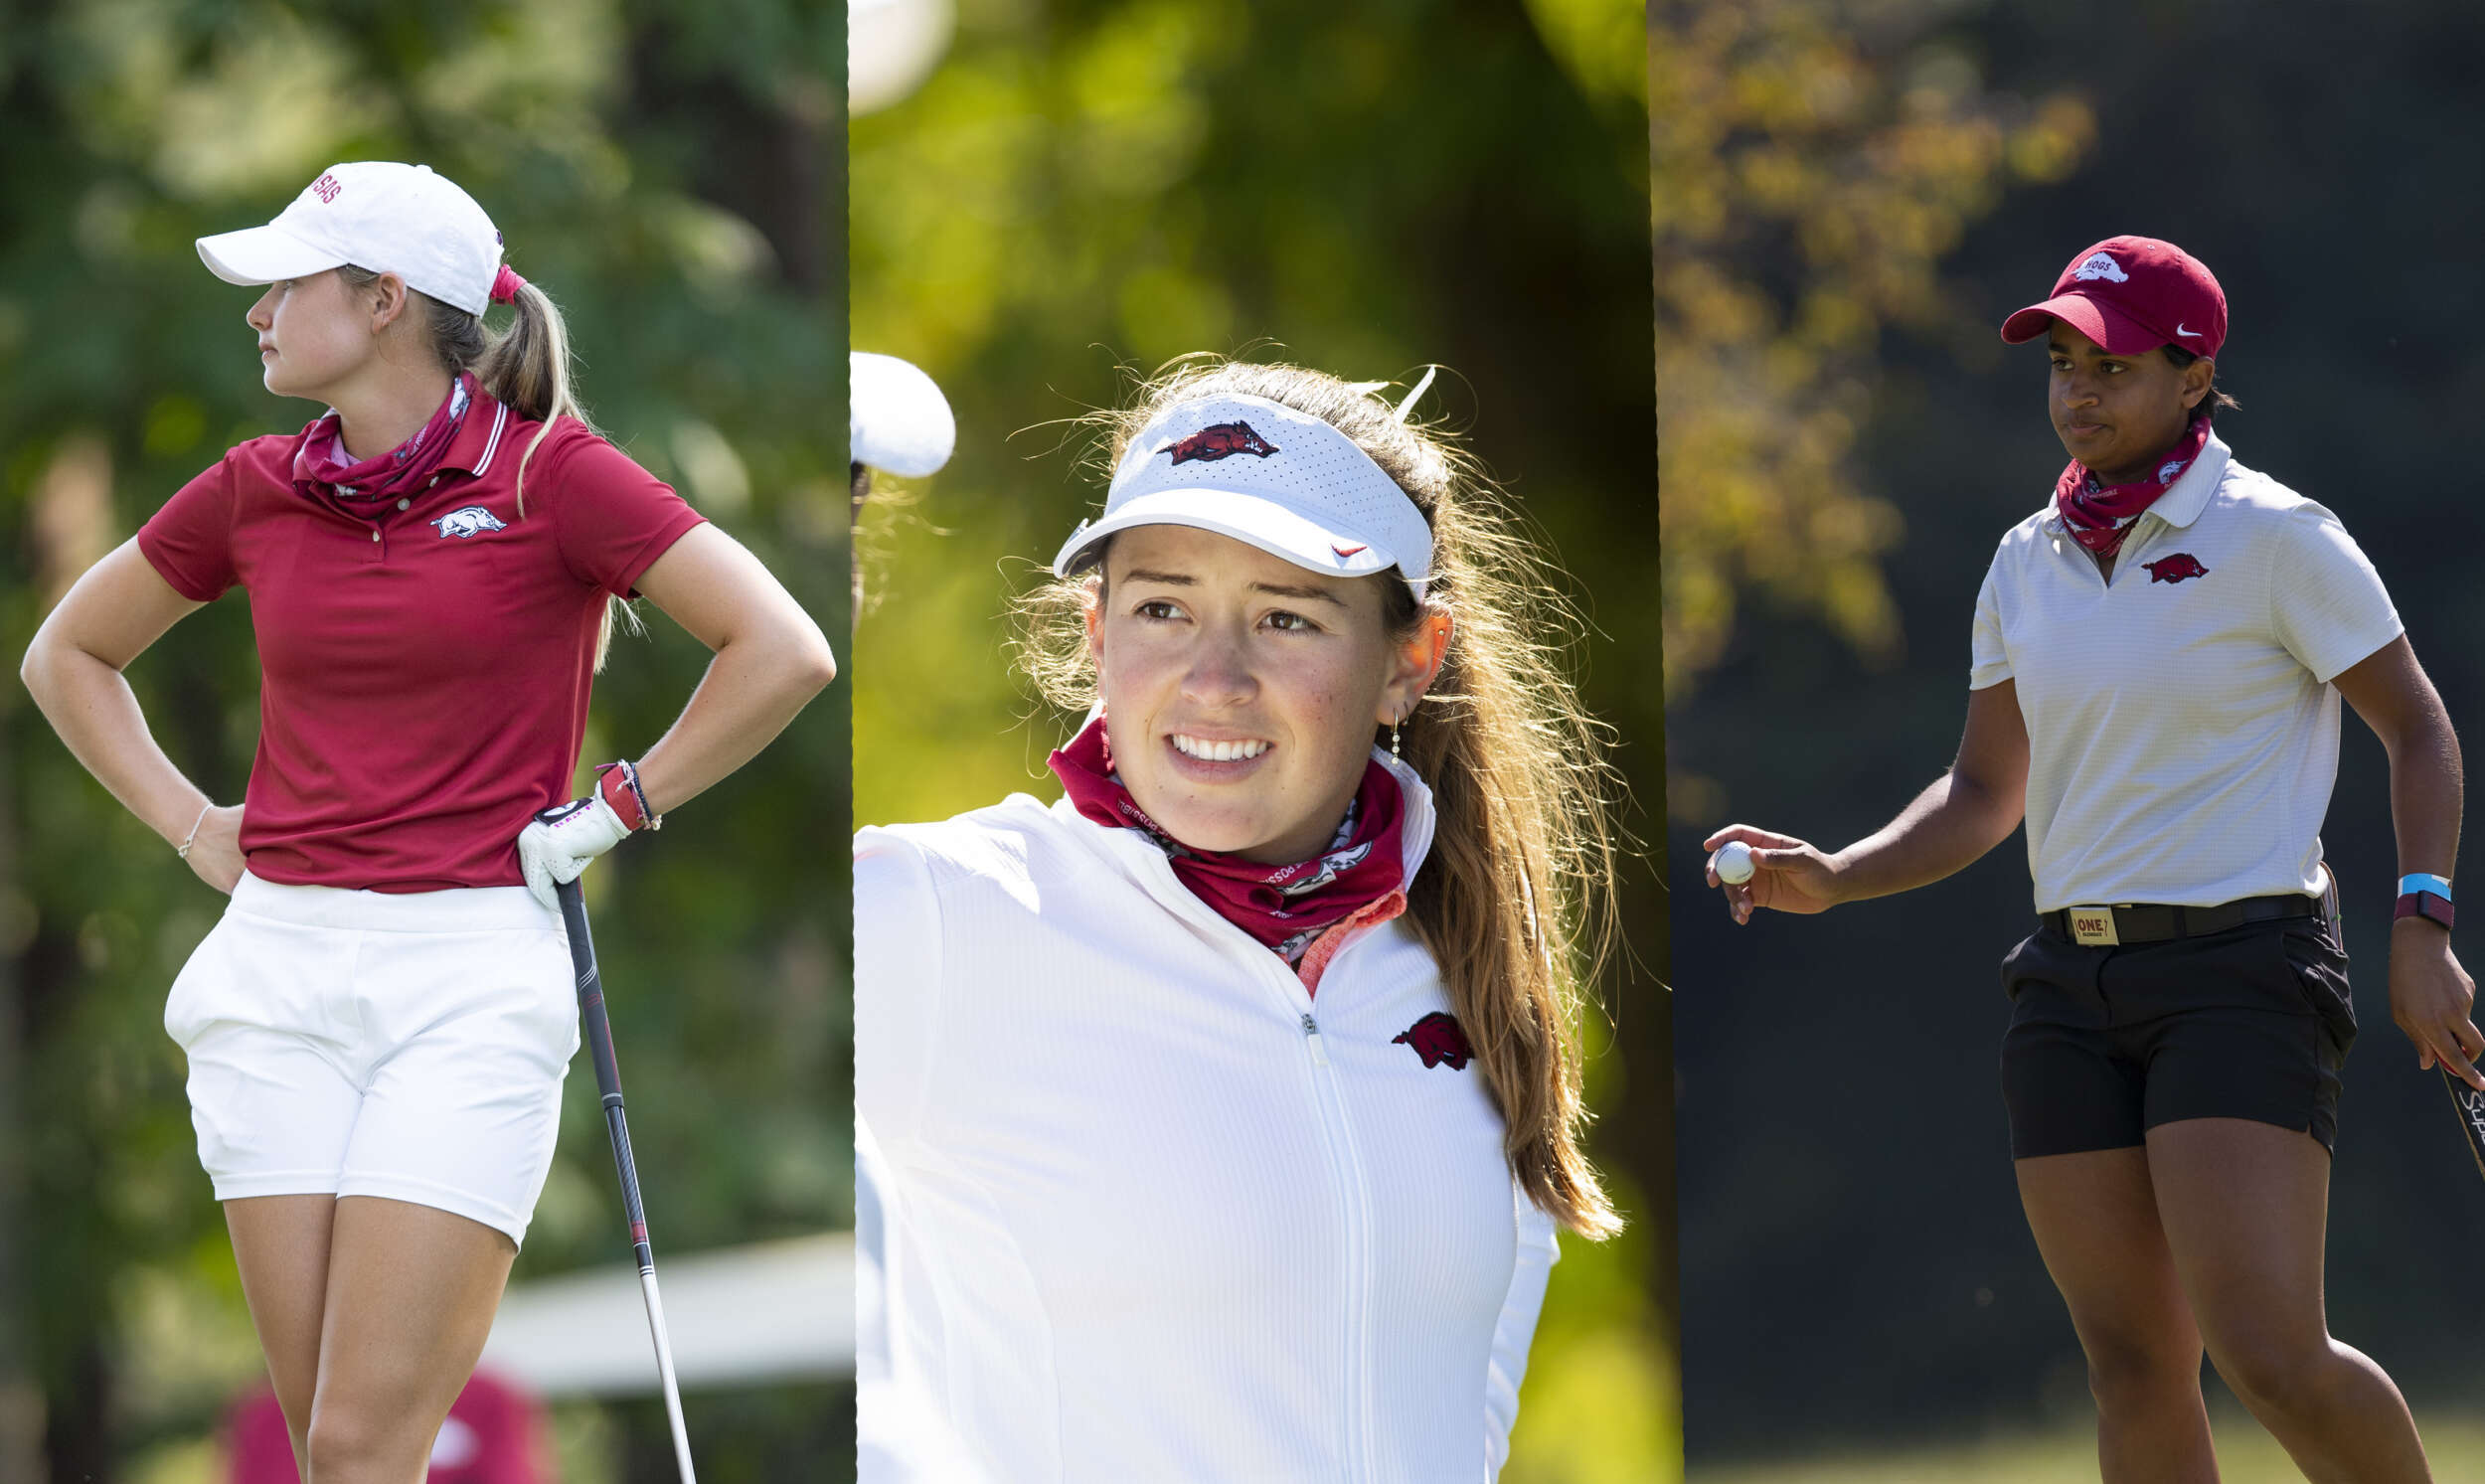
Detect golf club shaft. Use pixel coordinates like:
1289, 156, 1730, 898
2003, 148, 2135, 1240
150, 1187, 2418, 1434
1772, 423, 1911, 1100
555, 877, 698, 1482
642, 1270, 697, 1479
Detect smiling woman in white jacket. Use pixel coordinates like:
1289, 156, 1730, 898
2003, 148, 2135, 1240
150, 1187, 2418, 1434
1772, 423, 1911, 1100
855, 359, 1624, 1482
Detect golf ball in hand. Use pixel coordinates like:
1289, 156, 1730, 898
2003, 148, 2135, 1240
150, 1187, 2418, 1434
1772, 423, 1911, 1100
1714, 841, 1755, 885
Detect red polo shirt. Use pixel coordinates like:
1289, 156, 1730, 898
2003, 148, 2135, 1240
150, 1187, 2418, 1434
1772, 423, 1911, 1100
139, 394, 707, 892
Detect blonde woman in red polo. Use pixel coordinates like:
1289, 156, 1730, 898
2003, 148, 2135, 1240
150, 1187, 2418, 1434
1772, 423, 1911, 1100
21, 163, 833, 1481
1710, 237, 2474, 1482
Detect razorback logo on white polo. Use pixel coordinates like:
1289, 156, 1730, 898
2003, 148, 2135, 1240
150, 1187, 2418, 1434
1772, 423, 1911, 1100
431, 505, 506, 539
2157, 457, 2189, 483
2071, 251, 2128, 283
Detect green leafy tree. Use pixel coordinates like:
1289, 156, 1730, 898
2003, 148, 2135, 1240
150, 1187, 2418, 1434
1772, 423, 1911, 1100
1652, 0, 2090, 714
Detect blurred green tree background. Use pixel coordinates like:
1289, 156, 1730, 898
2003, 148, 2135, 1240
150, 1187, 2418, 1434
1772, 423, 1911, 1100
0, 1, 849, 1479
1661, 0, 2485, 1474
850, 0, 1673, 1477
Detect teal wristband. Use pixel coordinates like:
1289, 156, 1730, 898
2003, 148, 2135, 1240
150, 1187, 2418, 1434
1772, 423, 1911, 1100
2400, 872, 2452, 902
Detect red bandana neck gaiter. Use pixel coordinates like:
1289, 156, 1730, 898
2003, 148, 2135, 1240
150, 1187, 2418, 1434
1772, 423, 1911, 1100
1048, 715, 1406, 961
2054, 414, 2211, 558
294, 372, 478, 505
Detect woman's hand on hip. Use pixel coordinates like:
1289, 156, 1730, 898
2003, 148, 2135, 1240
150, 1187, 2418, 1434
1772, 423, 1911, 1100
185, 804, 246, 895
2389, 918, 2484, 1090
1702, 825, 1845, 924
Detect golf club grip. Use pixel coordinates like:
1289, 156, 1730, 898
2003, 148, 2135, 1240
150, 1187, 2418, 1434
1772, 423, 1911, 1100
555, 879, 656, 1253
555, 878, 627, 1106
2446, 1068, 2485, 1182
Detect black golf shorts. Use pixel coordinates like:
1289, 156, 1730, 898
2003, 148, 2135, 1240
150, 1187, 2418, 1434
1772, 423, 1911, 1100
1998, 915, 2356, 1159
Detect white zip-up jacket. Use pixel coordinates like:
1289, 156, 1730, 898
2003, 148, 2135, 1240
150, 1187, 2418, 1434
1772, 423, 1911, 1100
855, 750, 1559, 1483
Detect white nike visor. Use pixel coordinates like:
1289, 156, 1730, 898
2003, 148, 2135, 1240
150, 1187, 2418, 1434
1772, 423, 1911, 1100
197, 162, 505, 316
1053, 393, 1434, 601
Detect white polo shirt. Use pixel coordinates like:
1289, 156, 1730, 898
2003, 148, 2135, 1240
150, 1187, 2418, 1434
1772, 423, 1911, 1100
854, 752, 1558, 1484
1971, 433, 2402, 913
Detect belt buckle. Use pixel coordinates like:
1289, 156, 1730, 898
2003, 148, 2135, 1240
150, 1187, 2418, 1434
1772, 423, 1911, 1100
2068, 906, 2120, 946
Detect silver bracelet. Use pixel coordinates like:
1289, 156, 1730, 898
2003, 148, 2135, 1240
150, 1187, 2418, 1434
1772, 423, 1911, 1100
176, 802, 213, 861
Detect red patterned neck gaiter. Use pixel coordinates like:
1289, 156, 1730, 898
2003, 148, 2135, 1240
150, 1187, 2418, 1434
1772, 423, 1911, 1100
294, 372, 477, 504
1048, 716, 1405, 961
2054, 414, 2212, 557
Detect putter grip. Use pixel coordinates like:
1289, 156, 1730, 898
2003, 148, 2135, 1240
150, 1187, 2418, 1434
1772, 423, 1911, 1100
555, 878, 656, 1259
2447, 1069, 2485, 1182
556, 878, 626, 1105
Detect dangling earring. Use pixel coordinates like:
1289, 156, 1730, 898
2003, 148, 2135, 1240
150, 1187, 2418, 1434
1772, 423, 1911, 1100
1390, 709, 1403, 760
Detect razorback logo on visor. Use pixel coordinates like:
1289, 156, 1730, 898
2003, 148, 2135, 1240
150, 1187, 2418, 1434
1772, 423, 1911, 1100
432, 506, 506, 539
1166, 421, 1278, 465
2143, 553, 2209, 584
1393, 1011, 1472, 1071
2071, 251, 2128, 283
1331, 543, 1368, 559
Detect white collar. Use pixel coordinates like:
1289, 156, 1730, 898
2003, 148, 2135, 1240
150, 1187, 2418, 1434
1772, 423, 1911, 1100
2145, 430, 2232, 530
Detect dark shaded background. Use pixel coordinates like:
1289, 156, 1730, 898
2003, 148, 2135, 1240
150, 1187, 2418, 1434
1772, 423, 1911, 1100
1669, 0, 2485, 1465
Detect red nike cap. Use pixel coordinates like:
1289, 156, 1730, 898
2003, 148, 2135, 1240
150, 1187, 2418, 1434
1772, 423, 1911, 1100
2001, 236, 2227, 360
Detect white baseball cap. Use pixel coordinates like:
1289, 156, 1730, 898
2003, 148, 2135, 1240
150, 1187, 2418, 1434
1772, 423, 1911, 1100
851, 352, 956, 477
1053, 393, 1434, 600
196, 162, 505, 316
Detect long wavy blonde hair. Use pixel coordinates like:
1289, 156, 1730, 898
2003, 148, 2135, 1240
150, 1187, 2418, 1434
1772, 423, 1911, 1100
1016, 358, 1625, 1237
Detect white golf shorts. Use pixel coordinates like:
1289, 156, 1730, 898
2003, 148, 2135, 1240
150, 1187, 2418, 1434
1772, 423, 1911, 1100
164, 873, 580, 1246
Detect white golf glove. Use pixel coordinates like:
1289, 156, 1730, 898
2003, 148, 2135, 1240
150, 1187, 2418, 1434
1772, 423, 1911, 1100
519, 760, 659, 909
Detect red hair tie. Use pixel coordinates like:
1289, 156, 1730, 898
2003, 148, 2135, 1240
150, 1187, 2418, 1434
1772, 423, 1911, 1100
489, 264, 527, 305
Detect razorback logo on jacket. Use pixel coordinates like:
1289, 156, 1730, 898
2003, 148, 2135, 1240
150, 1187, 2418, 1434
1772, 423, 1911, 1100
1393, 1011, 1472, 1071
1166, 421, 1278, 465
432, 506, 506, 539
2143, 553, 2209, 584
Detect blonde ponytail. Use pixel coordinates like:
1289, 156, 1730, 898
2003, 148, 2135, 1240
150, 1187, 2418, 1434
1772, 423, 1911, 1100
345, 264, 638, 669
472, 277, 579, 517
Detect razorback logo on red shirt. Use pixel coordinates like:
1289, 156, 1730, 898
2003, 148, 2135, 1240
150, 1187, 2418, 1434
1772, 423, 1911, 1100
432, 506, 506, 539
2143, 553, 2209, 583
1166, 421, 1278, 465
1392, 1011, 1472, 1071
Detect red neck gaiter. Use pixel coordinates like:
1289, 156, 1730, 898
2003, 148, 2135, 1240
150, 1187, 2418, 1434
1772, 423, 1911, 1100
1048, 716, 1406, 961
294, 372, 477, 505
2054, 414, 2212, 558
